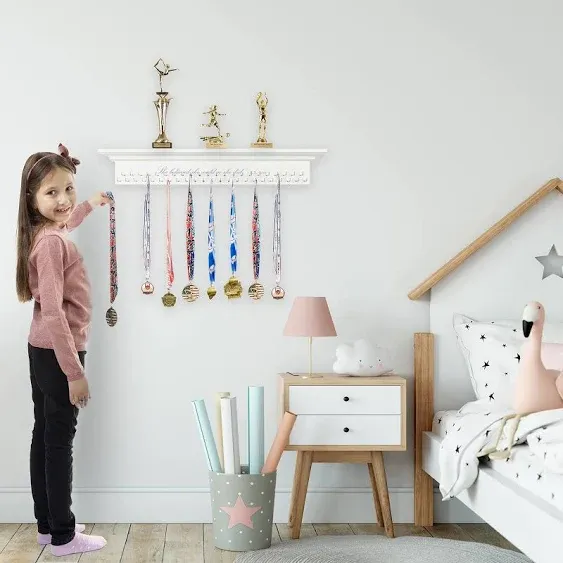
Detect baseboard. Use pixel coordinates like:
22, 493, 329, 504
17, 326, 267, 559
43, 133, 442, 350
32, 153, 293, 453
0, 487, 482, 524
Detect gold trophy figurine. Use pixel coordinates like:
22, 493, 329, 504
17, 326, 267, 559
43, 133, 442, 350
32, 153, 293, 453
200, 105, 230, 148
251, 92, 273, 148
152, 58, 178, 149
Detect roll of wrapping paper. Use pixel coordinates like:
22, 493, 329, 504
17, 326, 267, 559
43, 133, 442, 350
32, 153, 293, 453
220, 396, 241, 474
248, 386, 265, 474
191, 399, 222, 472
261, 411, 297, 474
216, 392, 230, 470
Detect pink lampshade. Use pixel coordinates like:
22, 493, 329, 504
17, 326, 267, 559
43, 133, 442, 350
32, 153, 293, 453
283, 296, 337, 337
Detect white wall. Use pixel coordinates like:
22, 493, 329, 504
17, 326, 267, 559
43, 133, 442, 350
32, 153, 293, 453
1, 0, 563, 524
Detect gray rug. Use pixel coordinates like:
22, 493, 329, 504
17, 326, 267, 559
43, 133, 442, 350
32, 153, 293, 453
233, 535, 532, 562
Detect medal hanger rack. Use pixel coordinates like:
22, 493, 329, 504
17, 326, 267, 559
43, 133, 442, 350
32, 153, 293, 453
98, 148, 327, 186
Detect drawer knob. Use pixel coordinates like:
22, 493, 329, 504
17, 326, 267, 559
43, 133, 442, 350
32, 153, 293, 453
343, 396, 349, 402
343, 427, 350, 433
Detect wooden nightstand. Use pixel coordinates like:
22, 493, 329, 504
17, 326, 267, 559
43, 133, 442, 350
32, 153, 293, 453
279, 373, 407, 539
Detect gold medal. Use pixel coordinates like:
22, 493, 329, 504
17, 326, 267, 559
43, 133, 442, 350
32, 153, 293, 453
224, 276, 243, 299
182, 283, 199, 302
163, 179, 175, 307
207, 285, 217, 300
248, 282, 264, 300
106, 306, 118, 326
162, 291, 177, 307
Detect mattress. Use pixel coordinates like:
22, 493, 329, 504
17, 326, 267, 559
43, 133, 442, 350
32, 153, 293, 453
433, 409, 563, 514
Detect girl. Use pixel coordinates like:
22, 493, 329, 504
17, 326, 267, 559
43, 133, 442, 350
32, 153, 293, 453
16, 143, 110, 557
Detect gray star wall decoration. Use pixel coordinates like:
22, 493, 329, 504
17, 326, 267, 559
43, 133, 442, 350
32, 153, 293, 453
535, 244, 563, 279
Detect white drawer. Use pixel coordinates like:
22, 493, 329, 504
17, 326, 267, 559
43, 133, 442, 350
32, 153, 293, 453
289, 414, 402, 446
288, 385, 401, 415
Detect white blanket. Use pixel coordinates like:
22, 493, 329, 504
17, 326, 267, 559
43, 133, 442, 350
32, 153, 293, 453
438, 399, 563, 500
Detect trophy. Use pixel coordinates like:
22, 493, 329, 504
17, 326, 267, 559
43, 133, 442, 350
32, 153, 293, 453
152, 58, 178, 149
200, 105, 230, 148
251, 92, 273, 148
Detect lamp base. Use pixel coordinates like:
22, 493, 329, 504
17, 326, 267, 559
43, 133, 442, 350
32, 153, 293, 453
305, 336, 323, 377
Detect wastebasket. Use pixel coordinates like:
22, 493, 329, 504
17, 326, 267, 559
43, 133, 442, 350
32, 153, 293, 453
209, 465, 277, 551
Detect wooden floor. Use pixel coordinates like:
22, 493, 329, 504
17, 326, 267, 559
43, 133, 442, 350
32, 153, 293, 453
0, 522, 521, 562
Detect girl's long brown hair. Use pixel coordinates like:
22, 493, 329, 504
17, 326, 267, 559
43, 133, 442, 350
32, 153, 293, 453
16, 151, 78, 302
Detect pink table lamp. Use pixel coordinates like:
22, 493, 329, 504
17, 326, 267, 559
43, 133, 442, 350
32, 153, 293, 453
283, 296, 337, 376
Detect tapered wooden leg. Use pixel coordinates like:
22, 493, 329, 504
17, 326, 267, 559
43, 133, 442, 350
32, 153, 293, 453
291, 451, 313, 539
288, 451, 304, 528
370, 451, 394, 538
368, 462, 383, 527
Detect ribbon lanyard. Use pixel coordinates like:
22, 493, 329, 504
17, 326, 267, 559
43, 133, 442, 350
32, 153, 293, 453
248, 181, 264, 300
106, 191, 118, 325
224, 179, 243, 299
229, 183, 237, 277
272, 174, 285, 299
207, 181, 217, 300
141, 175, 154, 294
161, 178, 176, 307
182, 174, 199, 302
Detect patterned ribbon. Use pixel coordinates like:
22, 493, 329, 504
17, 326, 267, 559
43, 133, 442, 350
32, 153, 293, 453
229, 183, 238, 276
107, 191, 118, 303
165, 179, 174, 291
143, 176, 151, 284
273, 177, 281, 286
208, 184, 216, 286
252, 184, 260, 280
186, 176, 195, 281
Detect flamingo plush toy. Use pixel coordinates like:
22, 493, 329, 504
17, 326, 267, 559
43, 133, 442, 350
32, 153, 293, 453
484, 301, 563, 460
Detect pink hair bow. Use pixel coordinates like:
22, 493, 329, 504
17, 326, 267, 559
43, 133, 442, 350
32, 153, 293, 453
58, 143, 81, 167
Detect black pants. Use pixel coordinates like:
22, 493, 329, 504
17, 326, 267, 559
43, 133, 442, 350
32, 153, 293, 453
28, 343, 84, 546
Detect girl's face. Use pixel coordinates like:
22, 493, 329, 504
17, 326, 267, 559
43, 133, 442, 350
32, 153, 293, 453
34, 167, 76, 226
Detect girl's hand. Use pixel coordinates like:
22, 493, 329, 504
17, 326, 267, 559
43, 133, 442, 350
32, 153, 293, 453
89, 192, 113, 208
69, 376, 90, 408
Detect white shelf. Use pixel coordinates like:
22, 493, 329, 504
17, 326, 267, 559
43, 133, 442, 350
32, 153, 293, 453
98, 148, 327, 186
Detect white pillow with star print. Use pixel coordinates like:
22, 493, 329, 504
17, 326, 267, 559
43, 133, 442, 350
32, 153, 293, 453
453, 313, 563, 409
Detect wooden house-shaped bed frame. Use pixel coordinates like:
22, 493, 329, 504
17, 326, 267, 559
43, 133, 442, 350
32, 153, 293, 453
410, 178, 563, 563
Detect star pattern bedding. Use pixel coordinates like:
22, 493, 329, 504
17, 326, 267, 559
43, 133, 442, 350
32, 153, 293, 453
432, 402, 563, 514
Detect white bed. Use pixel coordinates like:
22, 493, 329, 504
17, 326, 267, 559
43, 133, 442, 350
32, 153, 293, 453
433, 408, 563, 514
410, 180, 563, 563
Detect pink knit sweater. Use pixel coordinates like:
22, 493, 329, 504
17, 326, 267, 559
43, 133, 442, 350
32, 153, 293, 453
28, 201, 93, 381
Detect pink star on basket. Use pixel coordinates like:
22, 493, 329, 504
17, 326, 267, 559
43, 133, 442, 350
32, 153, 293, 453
220, 496, 262, 529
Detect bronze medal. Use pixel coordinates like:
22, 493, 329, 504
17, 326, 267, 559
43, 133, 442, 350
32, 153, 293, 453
141, 281, 154, 295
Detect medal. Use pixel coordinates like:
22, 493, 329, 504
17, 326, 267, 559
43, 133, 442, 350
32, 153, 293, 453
182, 176, 199, 302
248, 183, 264, 300
272, 175, 285, 299
141, 175, 154, 295
207, 183, 217, 299
162, 178, 176, 307
106, 191, 118, 325
224, 181, 243, 299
